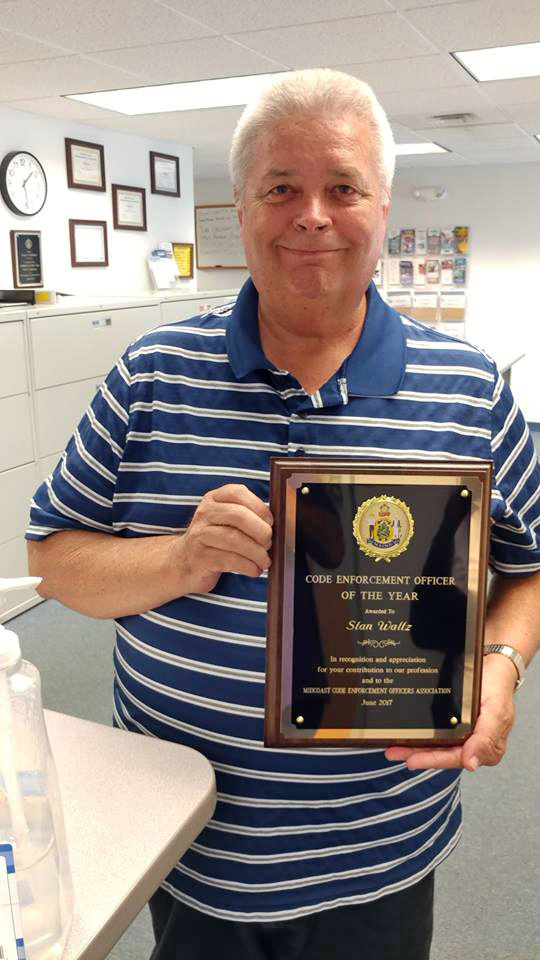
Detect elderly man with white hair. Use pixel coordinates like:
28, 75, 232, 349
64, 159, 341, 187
27, 69, 540, 960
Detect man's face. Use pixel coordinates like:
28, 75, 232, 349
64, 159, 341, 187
237, 113, 389, 310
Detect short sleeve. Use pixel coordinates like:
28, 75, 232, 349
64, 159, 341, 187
489, 372, 540, 575
26, 352, 131, 541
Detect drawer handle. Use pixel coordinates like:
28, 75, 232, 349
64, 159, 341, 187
91, 316, 112, 328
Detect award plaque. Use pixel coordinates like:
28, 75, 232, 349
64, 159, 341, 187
10, 230, 43, 288
265, 459, 491, 748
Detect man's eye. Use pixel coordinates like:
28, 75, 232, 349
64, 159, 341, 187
334, 185, 356, 196
269, 185, 290, 196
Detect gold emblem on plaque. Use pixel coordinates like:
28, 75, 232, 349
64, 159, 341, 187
352, 496, 414, 562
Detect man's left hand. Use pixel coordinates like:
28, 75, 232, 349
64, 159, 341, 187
384, 653, 516, 772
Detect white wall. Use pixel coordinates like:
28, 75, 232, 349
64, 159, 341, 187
196, 163, 540, 422
194, 178, 248, 292
0, 105, 195, 295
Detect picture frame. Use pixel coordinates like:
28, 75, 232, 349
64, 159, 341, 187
69, 219, 109, 267
172, 242, 194, 279
65, 138, 106, 192
150, 151, 180, 197
112, 184, 147, 231
10, 230, 43, 288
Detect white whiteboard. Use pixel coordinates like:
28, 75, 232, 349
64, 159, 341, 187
195, 205, 247, 269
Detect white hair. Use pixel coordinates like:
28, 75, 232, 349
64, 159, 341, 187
229, 68, 395, 203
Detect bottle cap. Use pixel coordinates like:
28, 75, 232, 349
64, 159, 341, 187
0, 628, 21, 669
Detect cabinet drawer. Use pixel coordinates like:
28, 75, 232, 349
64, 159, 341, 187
160, 296, 234, 325
35, 378, 101, 458
0, 321, 28, 398
0, 462, 40, 545
31, 304, 161, 389
0, 393, 34, 471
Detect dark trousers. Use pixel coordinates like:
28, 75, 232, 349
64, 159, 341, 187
148, 872, 434, 960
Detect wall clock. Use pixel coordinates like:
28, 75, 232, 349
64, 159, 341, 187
0, 151, 48, 216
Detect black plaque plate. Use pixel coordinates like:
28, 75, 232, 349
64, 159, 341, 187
265, 459, 491, 748
10, 230, 43, 288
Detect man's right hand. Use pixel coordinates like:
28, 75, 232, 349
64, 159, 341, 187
173, 484, 274, 595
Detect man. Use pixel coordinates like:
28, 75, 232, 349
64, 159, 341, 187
27, 69, 540, 959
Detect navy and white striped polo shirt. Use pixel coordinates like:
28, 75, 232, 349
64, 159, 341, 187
27, 279, 540, 921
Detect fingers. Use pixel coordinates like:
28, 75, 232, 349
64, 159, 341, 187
211, 484, 274, 528
201, 485, 273, 549
196, 524, 272, 575
179, 484, 274, 591
385, 745, 464, 770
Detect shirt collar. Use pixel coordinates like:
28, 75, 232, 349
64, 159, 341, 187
226, 277, 406, 398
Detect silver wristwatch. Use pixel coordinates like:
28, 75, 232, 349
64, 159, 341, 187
483, 644, 526, 690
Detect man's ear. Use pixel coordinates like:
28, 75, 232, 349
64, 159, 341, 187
234, 189, 243, 227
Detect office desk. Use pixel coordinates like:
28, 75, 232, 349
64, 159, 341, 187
45, 711, 216, 960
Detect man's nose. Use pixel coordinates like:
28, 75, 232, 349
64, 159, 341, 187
292, 195, 332, 231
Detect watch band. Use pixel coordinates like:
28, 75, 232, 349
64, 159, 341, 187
483, 644, 526, 690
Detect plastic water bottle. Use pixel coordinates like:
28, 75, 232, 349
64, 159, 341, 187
0, 577, 73, 960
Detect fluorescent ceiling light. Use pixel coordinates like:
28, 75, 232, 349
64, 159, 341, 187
395, 143, 449, 156
453, 42, 540, 81
535, 134, 540, 143
66, 72, 285, 115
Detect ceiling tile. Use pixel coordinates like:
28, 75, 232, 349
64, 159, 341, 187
480, 77, 540, 107
395, 152, 471, 168
231, 14, 436, 69
4, 96, 135, 123
413, 122, 527, 144
390, 0, 468, 7
161, 0, 391, 33
89, 37, 287, 83
378, 84, 502, 116
499, 103, 540, 130
389, 120, 420, 140
341, 54, 472, 94
0, 0, 215, 54
0, 56, 148, 102
0, 28, 69, 63
405, 0, 540, 50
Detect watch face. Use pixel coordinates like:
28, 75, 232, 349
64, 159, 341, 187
0, 151, 47, 216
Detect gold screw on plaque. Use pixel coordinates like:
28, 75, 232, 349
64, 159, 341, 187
301, 486, 310, 495
450, 716, 459, 727
296, 715, 304, 725
460, 488, 469, 498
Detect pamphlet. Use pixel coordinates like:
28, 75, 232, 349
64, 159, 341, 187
387, 259, 401, 285
440, 228, 455, 255
425, 259, 441, 284
441, 258, 454, 285
427, 229, 441, 255
416, 229, 427, 255
399, 259, 414, 286
453, 257, 467, 285
387, 230, 400, 256
146, 243, 179, 289
400, 228, 415, 254
454, 226, 469, 254
413, 260, 426, 286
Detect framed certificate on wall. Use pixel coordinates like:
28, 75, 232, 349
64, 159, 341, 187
112, 184, 147, 231
69, 219, 109, 267
150, 151, 180, 197
65, 138, 106, 191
